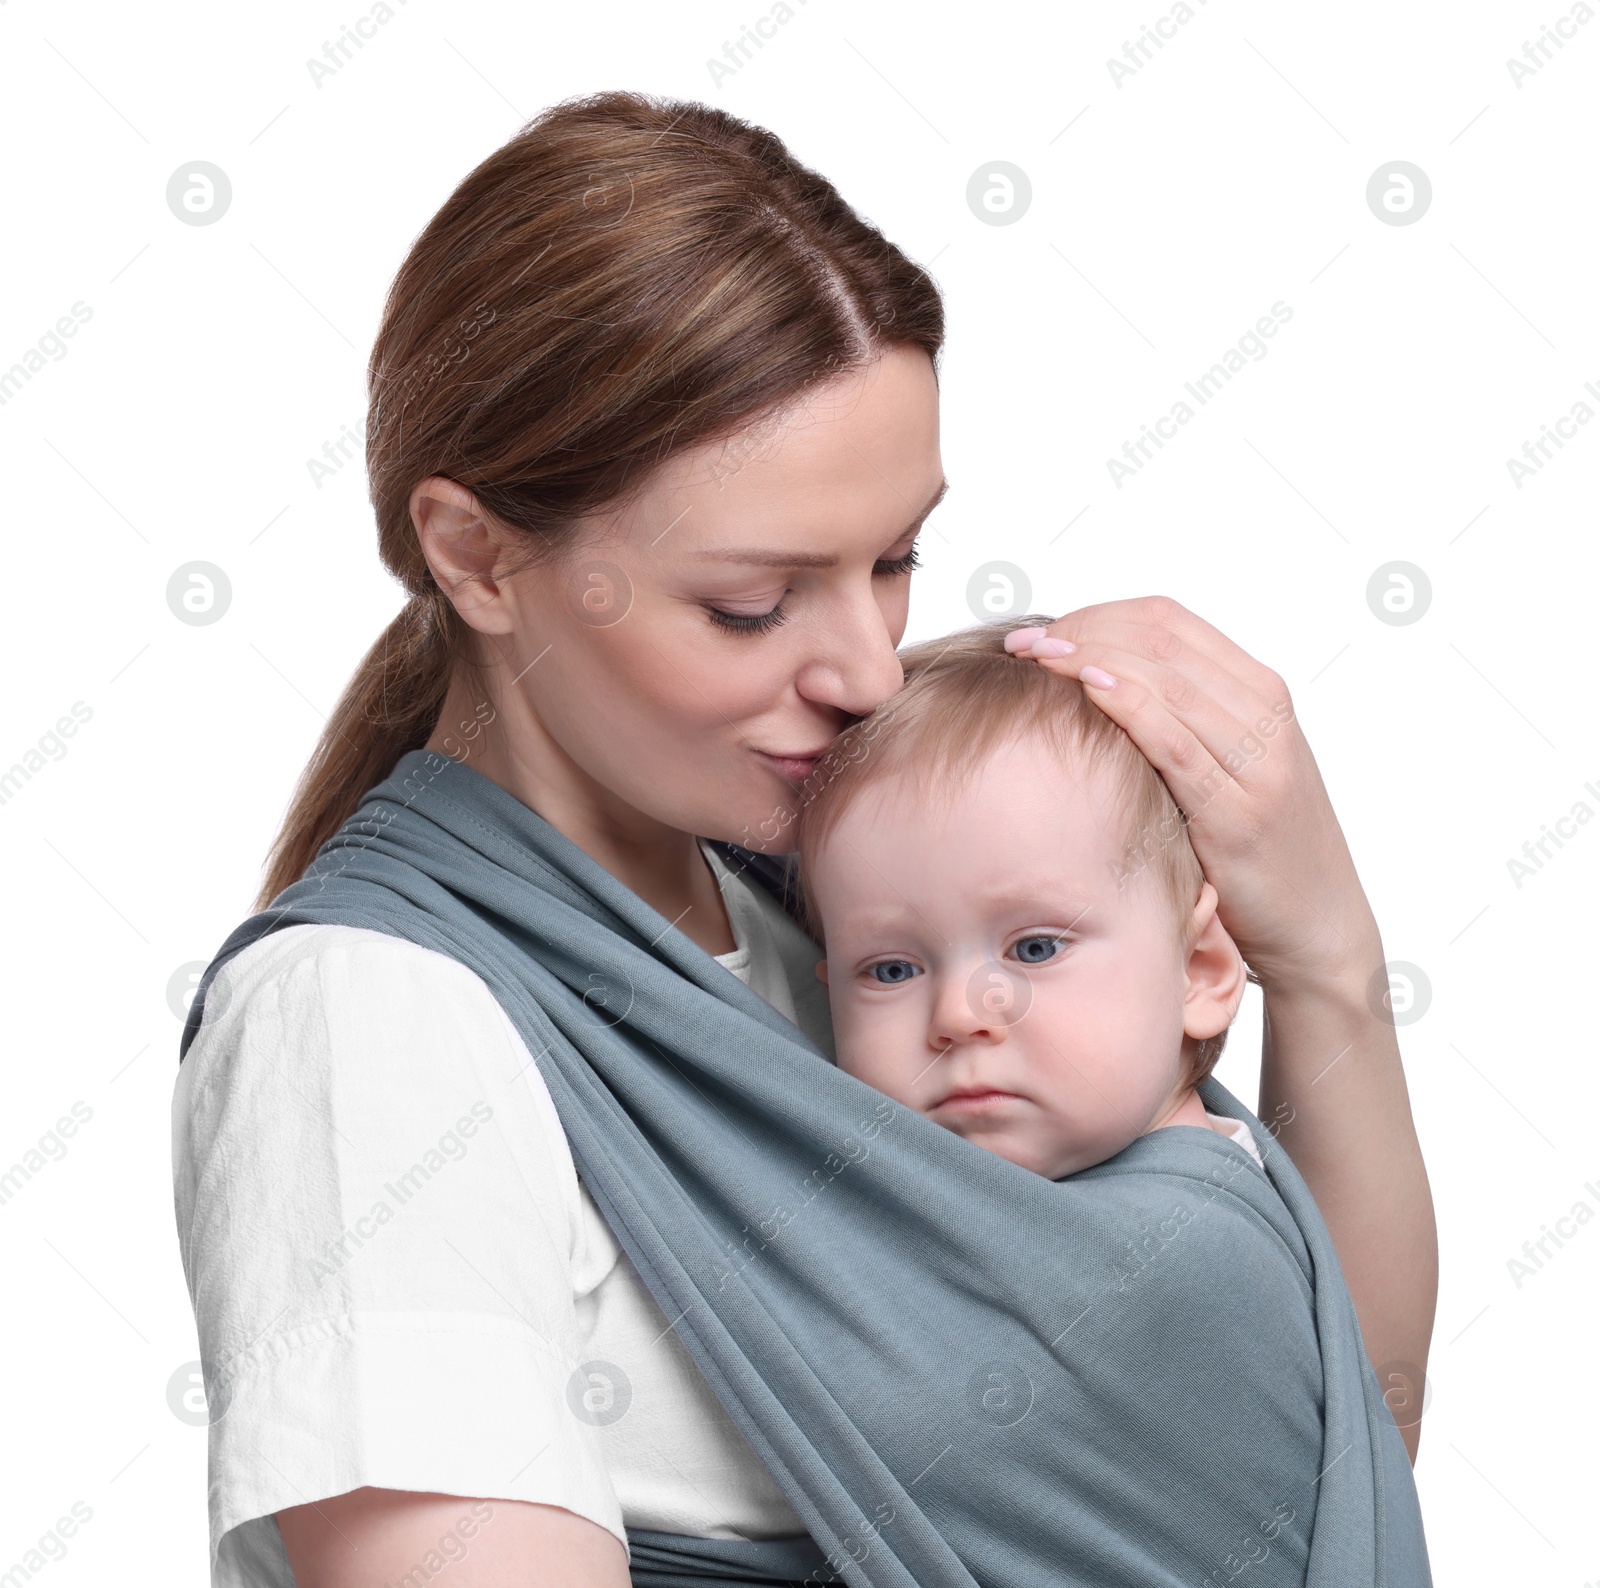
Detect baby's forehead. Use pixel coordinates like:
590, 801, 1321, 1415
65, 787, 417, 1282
860, 733, 1127, 821
807, 737, 1134, 885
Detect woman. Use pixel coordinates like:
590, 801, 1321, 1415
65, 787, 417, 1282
172, 90, 1436, 1586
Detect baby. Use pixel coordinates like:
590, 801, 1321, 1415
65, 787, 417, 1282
793, 616, 1262, 1181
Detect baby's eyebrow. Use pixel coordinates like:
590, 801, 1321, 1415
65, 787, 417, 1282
953, 889, 1096, 921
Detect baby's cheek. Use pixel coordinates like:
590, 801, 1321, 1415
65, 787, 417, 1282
833, 999, 915, 1100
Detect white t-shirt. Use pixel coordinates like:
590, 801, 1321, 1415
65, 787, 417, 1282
1204, 1112, 1266, 1169
171, 841, 826, 1587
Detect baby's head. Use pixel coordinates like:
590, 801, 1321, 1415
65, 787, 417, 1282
795, 617, 1248, 1180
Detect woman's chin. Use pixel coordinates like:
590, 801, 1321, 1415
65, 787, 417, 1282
732, 823, 801, 856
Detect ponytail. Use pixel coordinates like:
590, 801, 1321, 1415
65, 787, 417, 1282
254, 589, 456, 909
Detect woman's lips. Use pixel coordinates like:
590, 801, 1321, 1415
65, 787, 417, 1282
755, 748, 826, 785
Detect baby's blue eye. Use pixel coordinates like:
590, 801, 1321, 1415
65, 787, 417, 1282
1012, 935, 1063, 965
868, 960, 920, 985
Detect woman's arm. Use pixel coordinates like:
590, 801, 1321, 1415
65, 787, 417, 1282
1009, 596, 1438, 1457
277, 1488, 630, 1587
174, 929, 649, 1574
1257, 950, 1435, 1463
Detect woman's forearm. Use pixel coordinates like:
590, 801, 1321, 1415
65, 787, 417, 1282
278, 1489, 631, 1587
1256, 930, 1438, 1462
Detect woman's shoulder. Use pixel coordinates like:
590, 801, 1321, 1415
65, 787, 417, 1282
183, 923, 513, 1082
175, 922, 587, 1231
202, 920, 495, 1017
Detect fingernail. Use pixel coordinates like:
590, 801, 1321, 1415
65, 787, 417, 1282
1081, 665, 1117, 688
1030, 638, 1077, 658
1003, 626, 1047, 653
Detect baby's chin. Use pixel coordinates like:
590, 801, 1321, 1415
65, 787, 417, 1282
934, 1115, 1133, 1180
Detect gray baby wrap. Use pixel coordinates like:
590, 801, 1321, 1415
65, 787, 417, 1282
178, 750, 1430, 1587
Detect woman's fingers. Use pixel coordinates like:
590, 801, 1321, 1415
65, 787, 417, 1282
1036, 647, 1273, 832
1002, 625, 1048, 653
1005, 622, 1296, 822
1040, 594, 1286, 704
1031, 616, 1275, 737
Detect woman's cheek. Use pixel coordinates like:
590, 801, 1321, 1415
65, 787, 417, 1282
669, 656, 779, 735
630, 659, 756, 751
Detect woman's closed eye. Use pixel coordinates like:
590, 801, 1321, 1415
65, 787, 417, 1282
705, 540, 924, 636
708, 601, 790, 635
873, 541, 921, 577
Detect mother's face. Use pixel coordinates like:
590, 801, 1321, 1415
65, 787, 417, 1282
442, 344, 943, 852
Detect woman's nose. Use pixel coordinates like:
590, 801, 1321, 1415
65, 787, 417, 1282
794, 600, 906, 718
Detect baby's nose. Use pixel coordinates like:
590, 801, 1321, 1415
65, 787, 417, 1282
928, 963, 1024, 1047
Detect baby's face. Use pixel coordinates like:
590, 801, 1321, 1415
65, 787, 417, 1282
807, 734, 1204, 1179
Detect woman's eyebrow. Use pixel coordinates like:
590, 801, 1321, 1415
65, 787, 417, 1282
690, 477, 950, 566
693, 547, 840, 568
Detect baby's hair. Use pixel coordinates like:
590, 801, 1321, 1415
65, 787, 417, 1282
793, 614, 1230, 1089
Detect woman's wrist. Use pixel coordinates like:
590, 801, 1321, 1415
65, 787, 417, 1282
1257, 937, 1384, 1024
1253, 901, 1414, 1122
1247, 873, 1387, 1014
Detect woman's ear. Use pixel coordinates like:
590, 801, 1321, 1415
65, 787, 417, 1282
814, 958, 830, 986
410, 475, 520, 635
1181, 881, 1248, 1043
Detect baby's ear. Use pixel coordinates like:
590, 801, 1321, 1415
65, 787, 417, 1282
814, 958, 829, 986
1182, 882, 1248, 1039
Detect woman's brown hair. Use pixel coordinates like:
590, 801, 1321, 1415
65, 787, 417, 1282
255, 90, 945, 909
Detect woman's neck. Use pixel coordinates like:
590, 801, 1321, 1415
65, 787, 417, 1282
424, 673, 738, 957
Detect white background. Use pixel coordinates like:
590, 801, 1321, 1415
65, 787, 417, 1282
1, 0, 1595, 1582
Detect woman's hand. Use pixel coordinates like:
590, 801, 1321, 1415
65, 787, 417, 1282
1004, 595, 1367, 989
1006, 596, 1438, 1458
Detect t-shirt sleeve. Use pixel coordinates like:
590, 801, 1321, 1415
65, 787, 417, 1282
170, 923, 627, 1583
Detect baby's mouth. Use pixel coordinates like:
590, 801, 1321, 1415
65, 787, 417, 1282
931, 1086, 1023, 1115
